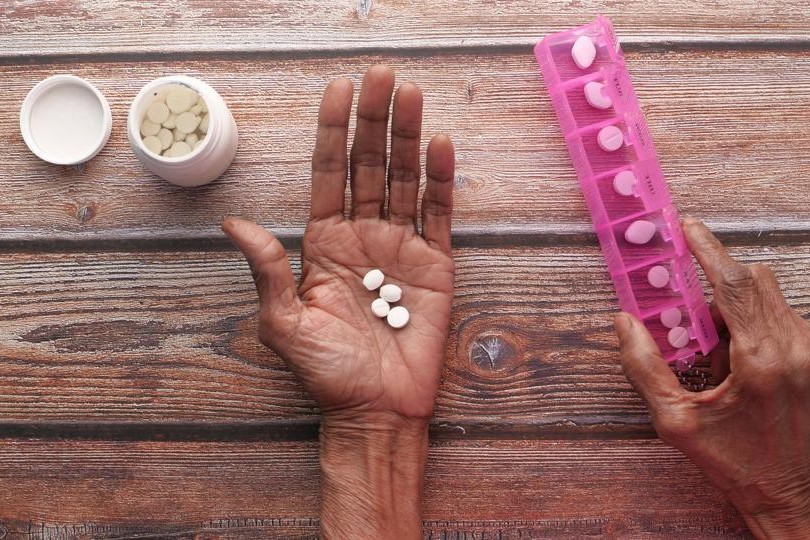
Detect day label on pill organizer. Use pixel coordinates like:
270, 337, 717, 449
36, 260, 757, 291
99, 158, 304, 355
140, 84, 209, 158
535, 16, 719, 367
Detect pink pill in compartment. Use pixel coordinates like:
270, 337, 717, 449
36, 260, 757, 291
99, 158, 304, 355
647, 265, 670, 288
624, 220, 656, 245
584, 81, 612, 110
667, 326, 690, 349
571, 35, 597, 69
660, 307, 683, 329
613, 170, 636, 196
597, 125, 624, 152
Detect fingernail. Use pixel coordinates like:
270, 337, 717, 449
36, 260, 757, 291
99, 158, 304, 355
220, 217, 235, 233
614, 313, 633, 337
682, 216, 701, 228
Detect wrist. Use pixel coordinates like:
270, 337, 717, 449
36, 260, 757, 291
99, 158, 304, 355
319, 411, 429, 539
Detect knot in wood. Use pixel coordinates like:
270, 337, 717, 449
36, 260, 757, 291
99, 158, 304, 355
76, 203, 97, 223
469, 333, 517, 372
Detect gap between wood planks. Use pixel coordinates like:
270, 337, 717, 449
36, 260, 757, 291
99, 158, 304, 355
0, 223, 807, 253
0, 39, 808, 67
0, 420, 660, 442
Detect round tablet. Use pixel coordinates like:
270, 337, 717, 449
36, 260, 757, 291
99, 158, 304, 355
647, 265, 670, 289
380, 284, 403, 303
660, 308, 683, 329
571, 35, 597, 69
146, 101, 170, 124
157, 128, 173, 150
387, 306, 410, 329
140, 118, 160, 137
166, 141, 192, 158
624, 220, 657, 245
597, 125, 624, 152
142, 135, 162, 155
176, 111, 201, 134
363, 269, 385, 291
667, 327, 690, 349
166, 87, 196, 114
371, 298, 390, 318
584, 81, 612, 109
613, 170, 636, 197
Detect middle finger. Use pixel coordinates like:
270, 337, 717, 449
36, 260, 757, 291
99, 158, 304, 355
350, 65, 396, 219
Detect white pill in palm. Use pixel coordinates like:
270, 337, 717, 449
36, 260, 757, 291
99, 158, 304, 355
584, 81, 612, 109
142, 135, 162, 155
660, 308, 683, 329
624, 220, 657, 245
371, 298, 390, 318
146, 101, 170, 124
166, 87, 195, 114
571, 35, 597, 69
363, 269, 385, 291
387, 306, 410, 329
176, 111, 201, 134
597, 125, 624, 152
667, 326, 690, 349
647, 265, 670, 288
613, 170, 636, 197
379, 284, 402, 303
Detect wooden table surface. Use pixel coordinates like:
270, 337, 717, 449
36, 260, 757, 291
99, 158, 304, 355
1, 1, 808, 538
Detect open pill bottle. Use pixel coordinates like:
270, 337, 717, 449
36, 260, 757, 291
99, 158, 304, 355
127, 75, 238, 187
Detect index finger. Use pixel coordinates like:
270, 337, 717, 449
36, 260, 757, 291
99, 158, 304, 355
683, 218, 759, 337
310, 77, 354, 221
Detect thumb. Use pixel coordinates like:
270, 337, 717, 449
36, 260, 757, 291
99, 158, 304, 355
614, 313, 686, 416
222, 217, 301, 315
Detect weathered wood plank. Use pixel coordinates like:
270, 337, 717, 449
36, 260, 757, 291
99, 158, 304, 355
0, 243, 806, 434
1, 0, 808, 58
0, 439, 748, 538
1, 51, 808, 242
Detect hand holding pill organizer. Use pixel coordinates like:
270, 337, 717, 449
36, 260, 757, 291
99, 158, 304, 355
535, 16, 719, 370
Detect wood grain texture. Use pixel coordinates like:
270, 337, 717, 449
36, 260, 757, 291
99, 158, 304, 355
1, 51, 808, 242
1, 0, 808, 58
0, 439, 748, 538
0, 243, 806, 434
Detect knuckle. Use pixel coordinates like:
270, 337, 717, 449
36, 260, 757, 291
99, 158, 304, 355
717, 263, 755, 293
388, 166, 420, 185
351, 150, 387, 169
654, 409, 699, 443
749, 263, 775, 282
422, 196, 452, 217
390, 124, 420, 140
311, 152, 346, 174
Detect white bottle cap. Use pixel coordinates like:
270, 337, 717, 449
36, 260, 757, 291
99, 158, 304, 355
19, 75, 112, 165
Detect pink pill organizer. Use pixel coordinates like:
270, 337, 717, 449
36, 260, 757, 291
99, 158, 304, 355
534, 16, 718, 369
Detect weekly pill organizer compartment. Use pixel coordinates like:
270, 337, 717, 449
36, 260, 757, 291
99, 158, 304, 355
535, 16, 719, 368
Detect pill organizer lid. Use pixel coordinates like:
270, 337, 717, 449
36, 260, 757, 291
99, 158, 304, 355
20, 74, 112, 165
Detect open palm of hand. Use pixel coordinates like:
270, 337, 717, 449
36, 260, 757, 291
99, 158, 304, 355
224, 66, 455, 423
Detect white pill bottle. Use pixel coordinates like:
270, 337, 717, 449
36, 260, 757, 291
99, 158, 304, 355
127, 75, 238, 187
